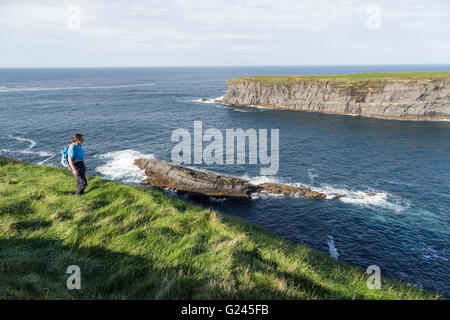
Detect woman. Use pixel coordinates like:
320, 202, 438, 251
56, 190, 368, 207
68, 133, 87, 195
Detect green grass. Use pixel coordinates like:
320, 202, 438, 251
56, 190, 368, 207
228, 72, 450, 85
0, 157, 442, 299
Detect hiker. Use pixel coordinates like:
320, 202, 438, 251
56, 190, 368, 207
68, 133, 87, 195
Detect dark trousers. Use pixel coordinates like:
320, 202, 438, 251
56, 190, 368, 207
74, 161, 87, 194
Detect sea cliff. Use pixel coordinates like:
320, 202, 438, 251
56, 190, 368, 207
220, 72, 450, 120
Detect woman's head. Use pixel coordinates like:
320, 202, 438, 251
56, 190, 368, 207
72, 133, 84, 144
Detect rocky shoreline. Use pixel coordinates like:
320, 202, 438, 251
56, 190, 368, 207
217, 74, 450, 120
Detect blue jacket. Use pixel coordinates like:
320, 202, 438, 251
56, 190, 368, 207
68, 144, 84, 162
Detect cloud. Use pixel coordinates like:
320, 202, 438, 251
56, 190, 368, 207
0, 0, 449, 66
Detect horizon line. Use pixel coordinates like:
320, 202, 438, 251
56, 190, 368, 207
1, 63, 450, 69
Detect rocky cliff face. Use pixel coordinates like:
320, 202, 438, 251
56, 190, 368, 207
221, 79, 450, 120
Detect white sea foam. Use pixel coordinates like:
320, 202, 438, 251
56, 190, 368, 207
241, 173, 280, 185
241, 173, 409, 213
0, 148, 52, 157
312, 183, 409, 213
0, 83, 155, 93
230, 108, 250, 113
8, 135, 36, 149
241, 174, 287, 199
193, 95, 225, 104
250, 104, 271, 110
192, 96, 272, 112
327, 235, 339, 259
95, 149, 155, 184
1, 135, 54, 163
307, 168, 318, 185
294, 181, 409, 213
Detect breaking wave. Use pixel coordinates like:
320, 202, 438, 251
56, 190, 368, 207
241, 173, 410, 213
193, 96, 272, 113
310, 183, 409, 213
95, 149, 155, 184
193, 95, 225, 104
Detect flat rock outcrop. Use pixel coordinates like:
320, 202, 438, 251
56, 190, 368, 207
219, 75, 450, 120
260, 182, 326, 199
134, 158, 327, 200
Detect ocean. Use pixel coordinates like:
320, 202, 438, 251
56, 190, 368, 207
1, 65, 449, 296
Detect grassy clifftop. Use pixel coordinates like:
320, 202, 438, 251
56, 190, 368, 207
228, 72, 450, 85
0, 157, 441, 299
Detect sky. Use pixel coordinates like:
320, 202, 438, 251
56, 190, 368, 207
0, 0, 449, 67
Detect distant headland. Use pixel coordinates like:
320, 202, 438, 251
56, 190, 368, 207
217, 72, 450, 120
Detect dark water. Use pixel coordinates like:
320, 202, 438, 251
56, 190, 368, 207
1, 66, 449, 296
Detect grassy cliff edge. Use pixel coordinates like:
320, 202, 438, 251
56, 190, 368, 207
227, 72, 450, 85
0, 157, 441, 299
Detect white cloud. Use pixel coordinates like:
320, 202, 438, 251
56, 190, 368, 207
0, 0, 449, 66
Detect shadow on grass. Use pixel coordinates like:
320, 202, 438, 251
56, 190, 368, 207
54, 191, 77, 196
0, 235, 358, 300
0, 237, 202, 299
9, 219, 51, 232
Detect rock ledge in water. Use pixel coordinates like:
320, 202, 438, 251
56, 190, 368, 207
260, 182, 326, 199
134, 158, 327, 200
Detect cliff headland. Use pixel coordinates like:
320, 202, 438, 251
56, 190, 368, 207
219, 72, 450, 120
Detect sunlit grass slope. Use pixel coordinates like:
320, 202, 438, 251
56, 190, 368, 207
0, 157, 441, 299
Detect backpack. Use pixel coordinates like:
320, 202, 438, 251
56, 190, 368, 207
61, 144, 76, 168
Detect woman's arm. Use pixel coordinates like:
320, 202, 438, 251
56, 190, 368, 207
69, 157, 78, 176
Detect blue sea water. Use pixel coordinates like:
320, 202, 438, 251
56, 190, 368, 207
0, 65, 449, 296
